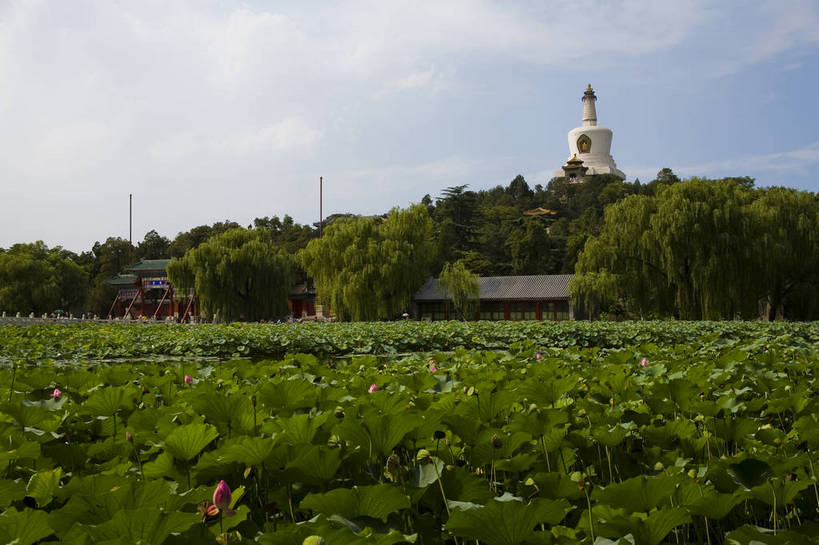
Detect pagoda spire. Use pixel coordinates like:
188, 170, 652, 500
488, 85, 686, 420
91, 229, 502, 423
582, 84, 597, 127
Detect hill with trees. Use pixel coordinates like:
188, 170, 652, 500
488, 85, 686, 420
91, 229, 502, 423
1, 169, 816, 321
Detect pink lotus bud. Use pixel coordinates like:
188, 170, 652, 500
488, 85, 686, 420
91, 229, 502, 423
368, 383, 378, 393
429, 359, 436, 365
184, 374, 193, 385
640, 358, 650, 367
213, 480, 232, 510
536, 353, 542, 361
429, 365, 437, 372
50, 388, 62, 398
125, 431, 133, 442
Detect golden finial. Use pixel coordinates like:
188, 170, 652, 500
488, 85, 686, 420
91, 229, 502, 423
586, 83, 592, 92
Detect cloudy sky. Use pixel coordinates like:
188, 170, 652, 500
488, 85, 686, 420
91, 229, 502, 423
1, 0, 818, 252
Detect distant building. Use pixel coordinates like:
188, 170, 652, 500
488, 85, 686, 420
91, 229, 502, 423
106, 259, 317, 321
105, 259, 196, 320
413, 274, 575, 321
555, 85, 625, 181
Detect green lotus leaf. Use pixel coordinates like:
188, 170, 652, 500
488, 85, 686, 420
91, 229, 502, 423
258, 379, 319, 413
26, 467, 63, 507
728, 457, 774, 489
164, 422, 219, 461
686, 488, 746, 519
285, 444, 342, 483
413, 456, 444, 488
0, 433, 40, 467
217, 435, 277, 466
143, 451, 176, 478
0, 507, 54, 545
274, 412, 331, 445
586, 505, 692, 545
86, 507, 197, 545
724, 523, 817, 545
592, 474, 682, 513
84, 385, 139, 416
191, 387, 251, 434
750, 477, 812, 507
300, 484, 410, 522
0, 478, 27, 508
445, 497, 572, 545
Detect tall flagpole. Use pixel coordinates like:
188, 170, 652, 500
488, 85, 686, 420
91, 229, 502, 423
319, 176, 323, 238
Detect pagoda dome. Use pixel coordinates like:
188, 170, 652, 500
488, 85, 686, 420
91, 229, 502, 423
554, 85, 625, 180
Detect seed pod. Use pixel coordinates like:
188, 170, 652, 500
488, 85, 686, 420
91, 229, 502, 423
433, 430, 446, 440
491, 434, 503, 449
416, 449, 431, 462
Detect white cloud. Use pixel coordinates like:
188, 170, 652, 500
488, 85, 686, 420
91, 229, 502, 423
0, 1, 817, 251
627, 142, 819, 183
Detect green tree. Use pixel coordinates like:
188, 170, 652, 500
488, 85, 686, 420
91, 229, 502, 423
571, 178, 788, 320
167, 221, 241, 258
298, 204, 435, 321
438, 261, 480, 320
748, 187, 819, 320
0, 242, 88, 314
167, 228, 296, 322
86, 237, 134, 315
137, 230, 170, 260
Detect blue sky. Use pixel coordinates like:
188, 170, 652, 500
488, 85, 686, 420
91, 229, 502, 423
1, 1, 817, 252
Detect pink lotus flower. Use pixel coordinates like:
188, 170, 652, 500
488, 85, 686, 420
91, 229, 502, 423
368, 383, 378, 393
640, 358, 650, 367
50, 388, 62, 398
429, 365, 437, 372
184, 374, 193, 385
536, 353, 542, 361
213, 480, 236, 516
125, 431, 133, 442
429, 359, 436, 365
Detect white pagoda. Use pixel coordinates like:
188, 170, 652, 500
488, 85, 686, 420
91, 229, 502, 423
555, 84, 625, 181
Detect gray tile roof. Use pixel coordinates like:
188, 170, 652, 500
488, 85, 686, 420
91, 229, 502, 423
126, 259, 171, 272
414, 274, 573, 302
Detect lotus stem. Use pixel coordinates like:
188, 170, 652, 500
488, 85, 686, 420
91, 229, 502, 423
771, 480, 777, 535
584, 486, 595, 542
605, 445, 613, 483
809, 457, 819, 509
7, 361, 16, 402
540, 435, 550, 472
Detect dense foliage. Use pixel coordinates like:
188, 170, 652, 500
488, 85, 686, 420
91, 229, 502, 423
167, 228, 296, 322
298, 205, 436, 321
2, 169, 818, 320
1, 321, 818, 363
571, 182, 819, 320
438, 261, 480, 321
0, 242, 88, 315
0, 328, 816, 544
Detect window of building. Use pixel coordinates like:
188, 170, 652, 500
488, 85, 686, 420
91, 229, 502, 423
479, 302, 506, 321
510, 301, 537, 320
422, 302, 449, 321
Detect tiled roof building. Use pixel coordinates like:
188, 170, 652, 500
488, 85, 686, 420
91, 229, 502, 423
414, 274, 575, 321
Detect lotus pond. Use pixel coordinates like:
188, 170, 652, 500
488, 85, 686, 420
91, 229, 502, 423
0, 322, 817, 544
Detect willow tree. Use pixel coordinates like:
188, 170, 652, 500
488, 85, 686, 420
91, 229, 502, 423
439, 260, 480, 320
572, 178, 760, 319
298, 204, 435, 321
167, 228, 295, 322
749, 187, 819, 320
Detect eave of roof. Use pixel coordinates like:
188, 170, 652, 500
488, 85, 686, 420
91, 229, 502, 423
414, 274, 573, 302
126, 259, 171, 272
